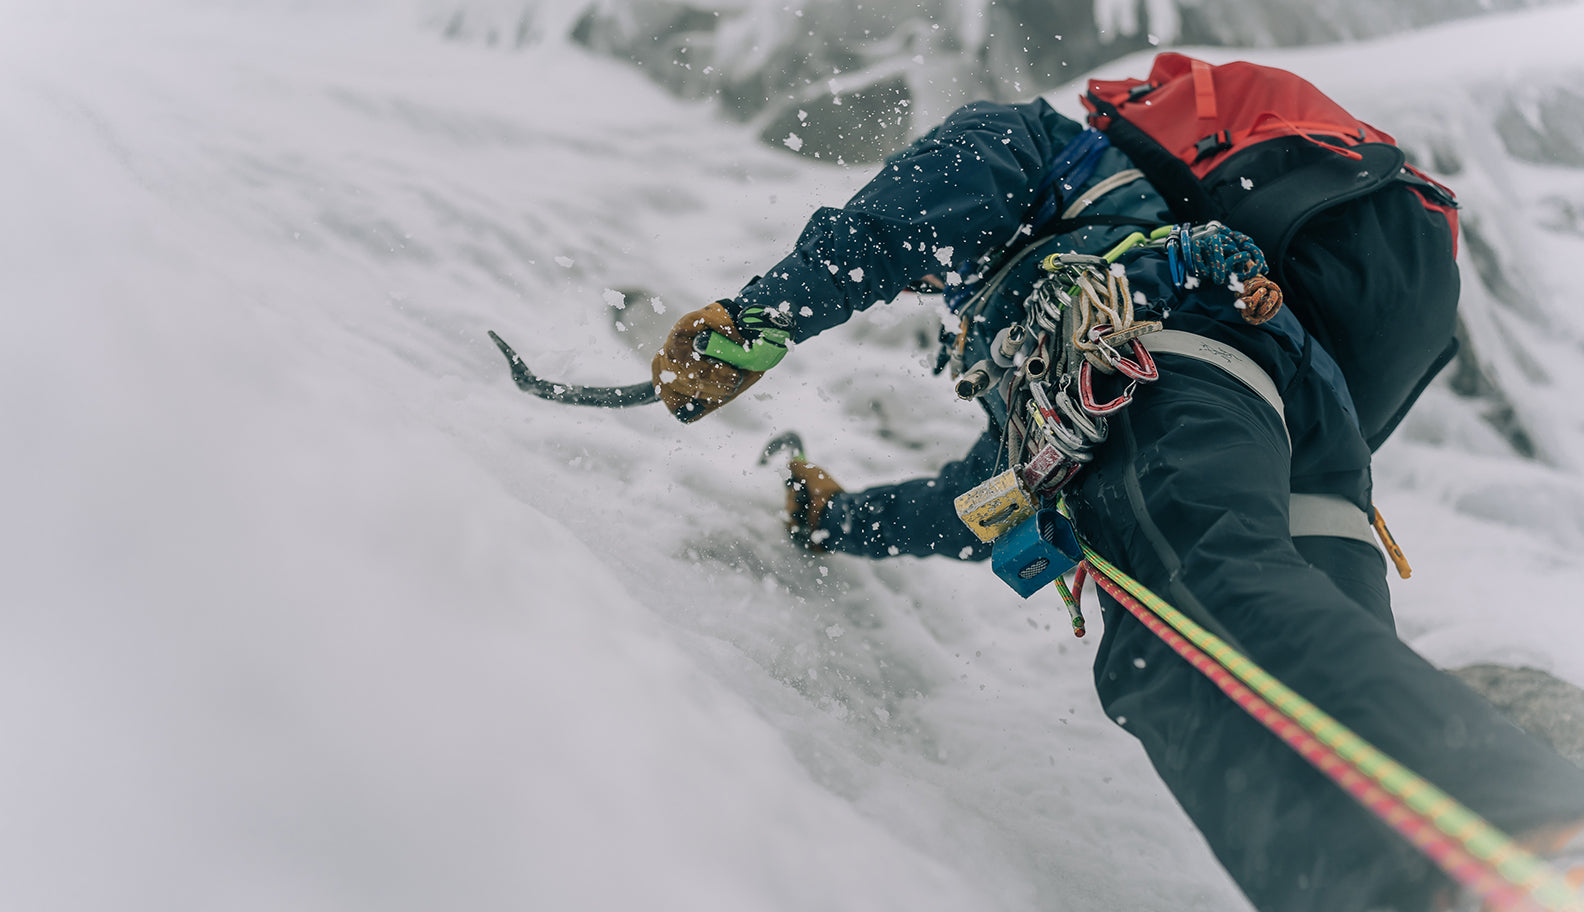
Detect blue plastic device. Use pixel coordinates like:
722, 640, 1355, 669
991, 508, 1083, 598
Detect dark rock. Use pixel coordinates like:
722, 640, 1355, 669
1454, 663, 1584, 769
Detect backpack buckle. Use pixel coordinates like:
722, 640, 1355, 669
1193, 130, 1234, 162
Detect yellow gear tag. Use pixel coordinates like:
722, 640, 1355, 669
954, 469, 1037, 543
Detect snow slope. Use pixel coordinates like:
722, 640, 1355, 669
1, 3, 1580, 911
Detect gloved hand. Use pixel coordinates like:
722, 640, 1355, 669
786, 459, 843, 552
651, 301, 764, 423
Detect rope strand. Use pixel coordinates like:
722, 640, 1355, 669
1080, 545, 1583, 912
1173, 223, 1285, 324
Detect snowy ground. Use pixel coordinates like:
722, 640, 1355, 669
3, 3, 1582, 911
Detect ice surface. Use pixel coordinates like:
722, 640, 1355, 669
2, 3, 1582, 911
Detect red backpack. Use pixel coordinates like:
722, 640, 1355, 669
1083, 53, 1461, 450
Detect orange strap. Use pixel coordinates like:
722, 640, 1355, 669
1191, 58, 1218, 121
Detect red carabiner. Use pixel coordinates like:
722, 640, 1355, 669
1079, 361, 1134, 415
1115, 337, 1158, 382
1087, 325, 1160, 383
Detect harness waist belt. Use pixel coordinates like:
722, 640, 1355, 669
1141, 330, 1287, 439
1140, 330, 1378, 550
1288, 493, 1377, 547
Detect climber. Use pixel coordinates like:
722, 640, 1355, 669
649, 57, 1584, 912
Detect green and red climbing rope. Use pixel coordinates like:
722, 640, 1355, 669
1076, 544, 1583, 912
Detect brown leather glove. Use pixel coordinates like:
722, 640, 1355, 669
786, 460, 843, 552
651, 301, 764, 423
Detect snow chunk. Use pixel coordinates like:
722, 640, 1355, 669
784, 133, 804, 152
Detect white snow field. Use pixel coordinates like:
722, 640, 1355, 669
2, 3, 1582, 911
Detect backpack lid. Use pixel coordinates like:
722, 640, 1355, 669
1084, 53, 1399, 180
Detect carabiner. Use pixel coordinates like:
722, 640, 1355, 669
1079, 361, 1135, 415
1084, 326, 1160, 383
1111, 336, 1159, 383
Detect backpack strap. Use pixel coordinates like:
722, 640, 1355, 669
1084, 92, 1218, 223
1139, 330, 1377, 548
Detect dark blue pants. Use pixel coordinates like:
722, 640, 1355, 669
817, 350, 1584, 911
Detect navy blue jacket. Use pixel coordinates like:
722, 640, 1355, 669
735, 99, 1362, 561
733, 100, 1084, 341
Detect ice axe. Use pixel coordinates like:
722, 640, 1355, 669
487, 327, 787, 409
487, 330, 658, 407
758, 431, 807, 466
761, 431, 829, 548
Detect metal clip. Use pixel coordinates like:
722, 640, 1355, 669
1052, 383, 1108, 443
1078, 361, 1136, 415
1086, 326, 1160, 383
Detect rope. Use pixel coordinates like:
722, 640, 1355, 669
1077, 546, 1584, 912
1171, 224, 1284, 324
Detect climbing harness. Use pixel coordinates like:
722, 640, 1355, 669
950, 220, 1291, 605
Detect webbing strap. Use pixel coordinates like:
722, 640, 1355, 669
1140, 330, 1377, 549
1141, 329, 1288, 447
1060, 169, 1145, 219
1290, 492, 1376, 547
1190, 58, 1218, 121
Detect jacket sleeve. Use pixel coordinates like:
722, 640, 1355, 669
732, 99, 1074, 342
815, 429, 1001, 561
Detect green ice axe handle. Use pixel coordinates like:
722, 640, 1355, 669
693, 330, 789, 372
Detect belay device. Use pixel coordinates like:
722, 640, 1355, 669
990, 508, 1084, 599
